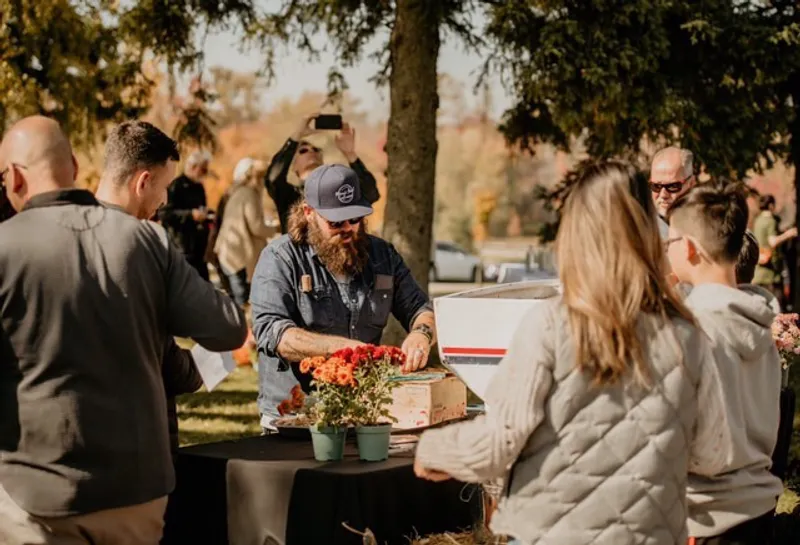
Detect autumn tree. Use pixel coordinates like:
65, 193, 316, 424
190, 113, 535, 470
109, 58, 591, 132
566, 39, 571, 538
0, 0, 254, 145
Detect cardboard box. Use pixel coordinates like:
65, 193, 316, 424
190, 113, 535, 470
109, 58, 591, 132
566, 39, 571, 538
389, 374, 467, 430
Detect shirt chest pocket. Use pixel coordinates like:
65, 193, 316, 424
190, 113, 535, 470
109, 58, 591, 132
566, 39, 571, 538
299, 286, 336, 332
367, 274, 394, 328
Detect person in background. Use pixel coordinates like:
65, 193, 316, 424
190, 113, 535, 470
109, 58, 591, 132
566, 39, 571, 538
753, 194, 798, 306
251, 164, 434, 430
159, 151, 213, 281
413, 162, 729, 545
666, 184, 782, 545
264, 113, 380, 233
95, 120, 204, 456
0, 116, 246, 545
214, 157, 275, 307
650, 146, 697, 239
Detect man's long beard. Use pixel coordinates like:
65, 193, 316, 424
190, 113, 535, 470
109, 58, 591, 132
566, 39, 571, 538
308, 220, 369, 277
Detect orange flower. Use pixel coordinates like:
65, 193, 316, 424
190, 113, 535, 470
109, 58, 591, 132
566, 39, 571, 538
299, 356, 325, 374
336, 365, 356, 387
277, 399, 293, 416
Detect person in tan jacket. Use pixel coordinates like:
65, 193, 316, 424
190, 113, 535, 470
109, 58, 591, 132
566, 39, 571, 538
214, 158, 276, 306
414, 162, 732, 545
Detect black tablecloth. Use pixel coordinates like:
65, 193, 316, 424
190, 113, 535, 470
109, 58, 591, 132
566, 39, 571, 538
161, 435, 480, 545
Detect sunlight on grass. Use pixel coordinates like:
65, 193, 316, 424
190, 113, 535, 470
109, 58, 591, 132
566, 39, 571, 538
177, 365, 260, 447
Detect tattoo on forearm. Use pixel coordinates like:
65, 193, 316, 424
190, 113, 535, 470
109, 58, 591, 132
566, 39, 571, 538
278, 328, 347, 362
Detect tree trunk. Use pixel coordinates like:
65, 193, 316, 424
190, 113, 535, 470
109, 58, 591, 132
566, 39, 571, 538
382, 0, 441, 293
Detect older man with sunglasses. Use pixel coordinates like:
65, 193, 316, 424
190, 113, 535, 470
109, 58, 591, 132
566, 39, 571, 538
650, 146, 696, 238
264, 113, 380, 234
251, 164, 435, 431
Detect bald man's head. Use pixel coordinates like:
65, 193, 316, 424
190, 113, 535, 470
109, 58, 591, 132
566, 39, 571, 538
649, 146, 695, 218
0, 116, 78, 211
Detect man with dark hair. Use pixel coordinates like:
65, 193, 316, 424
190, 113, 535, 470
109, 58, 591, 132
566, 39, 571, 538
251, 164, 434, 430
264, 113, 380, 233
96, 120, 180, 221
666, 184, 783, 545
753, 194, 797, 303
0, 116, 247, 545
96, 120, 203, 456
158, 151, 214, 280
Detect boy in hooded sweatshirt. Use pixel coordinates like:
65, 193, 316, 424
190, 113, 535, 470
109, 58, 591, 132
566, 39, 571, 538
666, 184, 783, 545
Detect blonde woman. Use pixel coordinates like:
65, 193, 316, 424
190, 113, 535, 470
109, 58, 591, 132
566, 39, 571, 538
414, 162, 731, 545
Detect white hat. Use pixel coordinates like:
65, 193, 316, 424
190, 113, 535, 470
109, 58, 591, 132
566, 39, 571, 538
232, 158, 256, 185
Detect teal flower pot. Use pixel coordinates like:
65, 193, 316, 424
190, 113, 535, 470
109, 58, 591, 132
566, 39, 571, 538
355, 424, 392, 461
310, 425, 347, 462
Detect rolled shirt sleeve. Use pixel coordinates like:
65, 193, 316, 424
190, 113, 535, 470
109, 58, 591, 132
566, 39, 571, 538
250, 244, 299, 360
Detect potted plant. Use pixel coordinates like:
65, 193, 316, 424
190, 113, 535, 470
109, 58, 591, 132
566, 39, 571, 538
297, 355, 358, 461
334, 345, 405, 461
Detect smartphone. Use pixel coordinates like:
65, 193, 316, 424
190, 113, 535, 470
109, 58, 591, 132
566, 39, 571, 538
314, 114, 343, 130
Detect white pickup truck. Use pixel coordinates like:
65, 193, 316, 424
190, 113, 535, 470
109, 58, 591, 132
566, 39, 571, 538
433, 279, 561, 400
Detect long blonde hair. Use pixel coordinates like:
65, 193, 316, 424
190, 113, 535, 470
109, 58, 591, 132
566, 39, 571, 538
556, 162, 693, 386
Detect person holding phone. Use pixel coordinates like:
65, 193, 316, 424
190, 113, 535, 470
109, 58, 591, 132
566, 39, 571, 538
263, 113, 380, 234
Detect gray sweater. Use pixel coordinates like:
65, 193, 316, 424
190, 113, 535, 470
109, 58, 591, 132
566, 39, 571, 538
684, 284, 784, 537
0, 189, 247, 517
416, 298, 731, 544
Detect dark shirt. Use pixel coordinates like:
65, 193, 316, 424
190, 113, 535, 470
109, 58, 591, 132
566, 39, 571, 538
250, 234, 432, 421
264, 138, 381, 233
162, 339, 203, 455
0, 189, 246, 517
158, 174, 210, 260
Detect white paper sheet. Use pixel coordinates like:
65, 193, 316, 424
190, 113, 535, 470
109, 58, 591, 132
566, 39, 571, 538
190, 345, 236, 391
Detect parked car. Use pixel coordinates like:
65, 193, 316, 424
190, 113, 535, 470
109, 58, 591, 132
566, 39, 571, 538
430, 241, 483, 283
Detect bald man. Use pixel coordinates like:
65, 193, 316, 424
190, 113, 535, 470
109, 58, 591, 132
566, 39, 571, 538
0, 116, 247, 545
650, 147, 696, 238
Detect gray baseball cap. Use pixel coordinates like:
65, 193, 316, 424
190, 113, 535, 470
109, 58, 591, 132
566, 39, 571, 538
304, 164, 373, 222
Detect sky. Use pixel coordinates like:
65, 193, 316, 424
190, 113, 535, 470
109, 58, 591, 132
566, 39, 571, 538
199, 20, 515, 123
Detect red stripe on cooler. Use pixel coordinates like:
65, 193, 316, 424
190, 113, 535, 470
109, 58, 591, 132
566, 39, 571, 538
441, 347, 507, 357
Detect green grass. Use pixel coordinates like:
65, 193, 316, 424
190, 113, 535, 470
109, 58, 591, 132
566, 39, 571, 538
177, 366, 262, 446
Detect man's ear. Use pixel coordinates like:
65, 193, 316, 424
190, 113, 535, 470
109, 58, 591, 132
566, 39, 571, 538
302, 204, 314, 218
133, 170, 151, 197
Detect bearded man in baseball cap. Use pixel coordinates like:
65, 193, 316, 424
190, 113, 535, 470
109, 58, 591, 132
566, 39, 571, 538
249, 164, 437, 430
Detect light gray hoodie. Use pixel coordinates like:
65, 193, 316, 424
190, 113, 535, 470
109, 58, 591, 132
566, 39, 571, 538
684, 283, 784, 537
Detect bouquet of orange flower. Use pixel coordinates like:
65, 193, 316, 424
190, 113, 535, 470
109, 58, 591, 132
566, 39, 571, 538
337, 345, 406, 426
298, 345, 406, 428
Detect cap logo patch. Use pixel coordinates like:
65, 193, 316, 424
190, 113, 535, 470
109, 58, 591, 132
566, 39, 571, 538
335, 184, 355, 204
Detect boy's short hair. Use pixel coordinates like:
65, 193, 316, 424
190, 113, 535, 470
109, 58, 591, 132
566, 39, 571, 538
668, 182, 749, 264
736, 231, 759, 284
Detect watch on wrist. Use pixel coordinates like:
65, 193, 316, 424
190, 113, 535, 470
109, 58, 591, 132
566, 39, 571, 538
412, 323, 434, 345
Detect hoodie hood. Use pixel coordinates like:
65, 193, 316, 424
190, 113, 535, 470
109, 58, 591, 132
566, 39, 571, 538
685, 283, 779, 362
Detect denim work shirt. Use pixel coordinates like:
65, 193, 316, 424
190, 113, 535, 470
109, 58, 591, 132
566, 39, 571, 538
250, 234, 432, 426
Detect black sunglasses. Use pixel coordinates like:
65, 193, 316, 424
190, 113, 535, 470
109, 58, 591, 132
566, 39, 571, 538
327, 217, 362, 229
649, 175, 692, 195
298, 146, 321, 155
